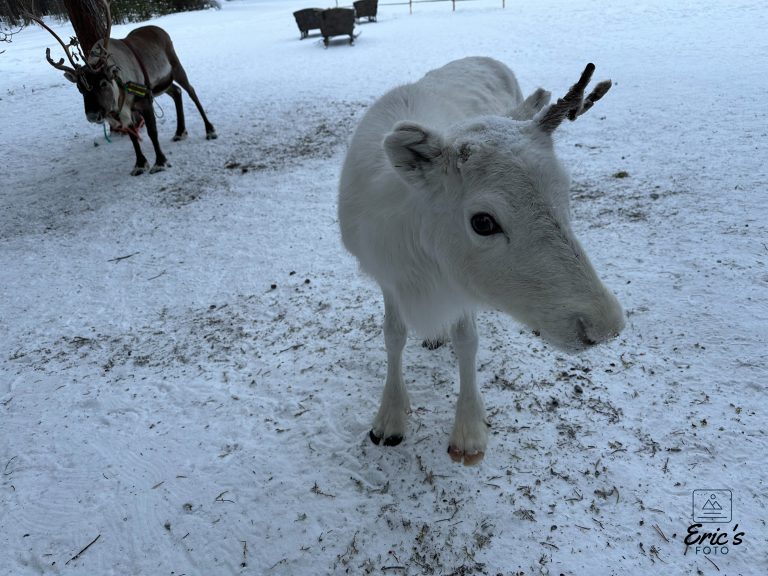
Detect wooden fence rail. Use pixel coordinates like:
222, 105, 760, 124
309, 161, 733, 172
334, 0, 506, 14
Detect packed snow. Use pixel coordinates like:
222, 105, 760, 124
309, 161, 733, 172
1, 0, 766, 574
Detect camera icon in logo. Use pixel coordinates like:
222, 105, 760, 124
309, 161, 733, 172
692, 489, 731, 523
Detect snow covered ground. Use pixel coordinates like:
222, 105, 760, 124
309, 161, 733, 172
1, 0, 766, 574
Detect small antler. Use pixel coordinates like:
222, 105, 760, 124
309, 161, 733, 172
538, 63, 612, 133
25, 13, 81, 73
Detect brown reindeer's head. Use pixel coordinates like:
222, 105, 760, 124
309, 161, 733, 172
29, 1, 118, 124
68, 43, 120, 124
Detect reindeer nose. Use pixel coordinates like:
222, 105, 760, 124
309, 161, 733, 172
576, 318, 598, 347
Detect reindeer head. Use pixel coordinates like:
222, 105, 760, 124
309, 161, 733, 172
383, 64, 623, 350
29, 1, 118, 124
72, 42, 122, 123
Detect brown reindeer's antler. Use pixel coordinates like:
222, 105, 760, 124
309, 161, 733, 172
44, 47, 76, 73
538, 63, 612, 133
89, 0, 114, 70
25, 13, 81, 74
101, 0, 113, 52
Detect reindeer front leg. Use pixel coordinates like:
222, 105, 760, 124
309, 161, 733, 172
370, 291, 410, 446
448, 314, 488, 465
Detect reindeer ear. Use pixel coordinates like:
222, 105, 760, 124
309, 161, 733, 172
63, 71, 78, 83
508, 88, 551, 120
384, 122, 446, 188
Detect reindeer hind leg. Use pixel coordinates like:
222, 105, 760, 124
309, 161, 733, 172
129, 131, 150, 176
170, 56, 217, 140
166, 84, 187, 141
138, 100, 169, 174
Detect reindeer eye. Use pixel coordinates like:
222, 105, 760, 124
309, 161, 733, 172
100, 79, 109, 89
470, 213, 503, 236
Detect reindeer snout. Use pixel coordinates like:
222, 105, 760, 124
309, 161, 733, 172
576, 318, 598, 347
86, 111, 104, 123
573, 300, 625, 349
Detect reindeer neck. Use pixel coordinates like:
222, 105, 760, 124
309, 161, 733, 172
121, 37, 151, 91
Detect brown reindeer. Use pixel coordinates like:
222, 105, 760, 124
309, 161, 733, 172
30, 1, 216, 175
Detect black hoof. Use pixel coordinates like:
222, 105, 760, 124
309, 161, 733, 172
149, 162, 169, 174
130, 163, 149, 176
383, 435, 403, 446
369, 430, 403, 446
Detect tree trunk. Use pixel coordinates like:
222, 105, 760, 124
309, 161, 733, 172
61, 0, 109, 56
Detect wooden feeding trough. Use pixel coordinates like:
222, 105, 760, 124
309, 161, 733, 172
293, 8, 323, 39
353, 0, 378, 22
320, 8, 356, 47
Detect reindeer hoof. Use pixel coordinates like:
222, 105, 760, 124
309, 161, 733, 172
448, 445, 485, 466
206, 131, 218, 141
131, 164, 149, 176
369, 429, 403, 447
150, 162, 170, 174
172, 131, 188, 142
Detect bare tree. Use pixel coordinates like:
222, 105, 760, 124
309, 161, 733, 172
4, 0, 217, 57
1, 24, 20, 53
1, 0, 25, 53
1, 0, 105, 57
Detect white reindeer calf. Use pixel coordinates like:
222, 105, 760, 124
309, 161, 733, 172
338, 58, 624, 465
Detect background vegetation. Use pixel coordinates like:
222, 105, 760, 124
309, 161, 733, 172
1, 0, 218, 26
